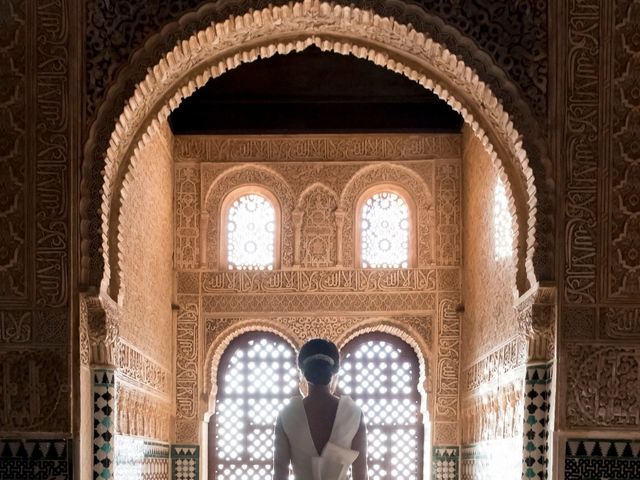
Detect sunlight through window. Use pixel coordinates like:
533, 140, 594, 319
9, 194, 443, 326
340, 335, 423, 480
493, 179, 513, 260
214, 335, 298, 479
227, 193, 276, 270
360, 191, 410, 268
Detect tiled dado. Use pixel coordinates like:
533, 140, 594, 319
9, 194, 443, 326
172, 445, 199, 480
93, 369, 116, 479
0, 439, 72, 479
115, 436, 170, 480
432, 446, 459, 480
523, 363, 552, 479
565, 439, 640, 480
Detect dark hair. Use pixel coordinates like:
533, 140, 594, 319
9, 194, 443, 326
298, 338, 340, 386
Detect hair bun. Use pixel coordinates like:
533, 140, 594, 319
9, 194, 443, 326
298, 338, 340, 385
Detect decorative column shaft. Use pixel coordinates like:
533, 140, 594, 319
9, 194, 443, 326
93, 368, 116, 479
292, 209, 303, 267
200, 212, 209, 268
522, 363, 552, 480
335, 209, 345, 267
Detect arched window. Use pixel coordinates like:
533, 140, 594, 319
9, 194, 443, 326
339, 333, 424, 480
210, 333, 298, 479
357, 187, 413, 268
493, 178, 513, 260
221, 187, 280, 270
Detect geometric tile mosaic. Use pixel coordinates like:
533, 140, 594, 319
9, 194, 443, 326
433, 446, 459, 480
0, 439, 72, 479
565, 439, 640, 480
115, 436, 170, 480
171, 445, 199, 480
523, 363, 552, 480
93, 369, 115, 480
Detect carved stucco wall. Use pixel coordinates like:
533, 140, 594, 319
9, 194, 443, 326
556, 1, 640, 478
119, 124, 174, 370
115, 125, 174, 443
0, 0, 76, 478
461, 127, 519, 367
174, 133, 463, 449
0, 0, 73, 440
460, 127, 525, 479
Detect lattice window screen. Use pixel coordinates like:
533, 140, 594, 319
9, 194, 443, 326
360, 191, 410, 268
226, 193, 276, 270
339, 334, 423, 480
213, 334, 298, 479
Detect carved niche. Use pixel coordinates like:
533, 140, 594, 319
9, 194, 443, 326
296, 184, 339, 268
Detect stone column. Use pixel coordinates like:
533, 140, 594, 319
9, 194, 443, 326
92, 368, 116, 480
292, 209, 303, 267
200, 212, 209, 268
521, 288, 555, 480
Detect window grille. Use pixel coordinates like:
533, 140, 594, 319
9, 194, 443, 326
339, 333, 423, 480
360, 191, 410, 268
212, 334, 298, 479
226, 193, 276, 270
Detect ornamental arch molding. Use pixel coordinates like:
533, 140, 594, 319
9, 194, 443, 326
204, 321, 300, 417
203, 317, 434, 419
202, 164, 295, 269
87, 1, 541, 301
340, 163, 433, 268
337, 320, 433, 416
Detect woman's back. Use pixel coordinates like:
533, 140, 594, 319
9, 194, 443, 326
276, 395, 364, 480
303, 393, 340, 455
272, 338, 368, 480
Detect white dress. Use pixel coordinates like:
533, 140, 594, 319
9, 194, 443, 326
279, 395, 362, 480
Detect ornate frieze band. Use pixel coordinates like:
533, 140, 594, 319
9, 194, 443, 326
118, 341, 171, 396
463, 337, 527, 393
174, 134, 461, 163
198, 268, 441, 294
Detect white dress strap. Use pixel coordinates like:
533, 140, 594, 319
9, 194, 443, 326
328, 396, 362, 447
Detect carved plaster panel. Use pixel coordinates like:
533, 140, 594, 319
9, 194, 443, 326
298, 185, 338, 268
176, 296, 200, 443
115, 381, 172, 442
436, 294, 461, 425
460, 378, 524, 444
0, 349, 70, 433
566, 344, 640, 428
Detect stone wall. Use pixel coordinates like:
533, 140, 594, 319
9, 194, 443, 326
460, 128, 525, 479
